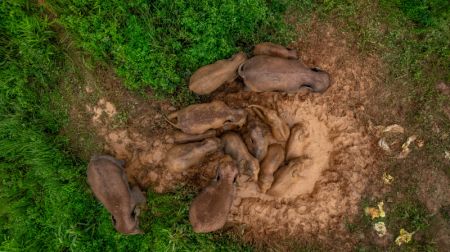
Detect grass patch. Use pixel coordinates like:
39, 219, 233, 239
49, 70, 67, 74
388, 201, 430, 232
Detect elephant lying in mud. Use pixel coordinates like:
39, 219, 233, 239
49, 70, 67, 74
238, 55, 331, 93
164, 137, 222, 173
189, 156, 238, 233
258, 144, 285, 193
253, 42, 298, 60
87, 155, 146, 235
189, 52, 247, 95
249, 105, 290, 142
222, 132, 260, 182
166, 100, 247, 135
241, 115, 273, 161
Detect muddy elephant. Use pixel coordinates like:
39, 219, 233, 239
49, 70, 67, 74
189, 52, 247, 95
249, 105, 290, 142
164, 137, 222, 173
258, 144, 285, 193
238, 55, 331, 93
189, 156, 238, 233
166, 100, 247, 135
87, 155, 146, 235
222, 132, 260, 182
241, 114, 274, 161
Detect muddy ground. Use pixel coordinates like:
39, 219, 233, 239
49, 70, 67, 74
60, 21, 449, 250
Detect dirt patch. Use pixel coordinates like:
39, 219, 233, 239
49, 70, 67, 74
417, 167, 450, 215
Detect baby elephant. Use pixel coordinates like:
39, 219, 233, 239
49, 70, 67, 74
222, 132, 260, 182
164, 138, 222, 173
87, 155, 146, 235
238, 55, 331, 93
189, 52, 247, 95
253, 42, 298, 59
241, 115, 273, 161
173, 129, 217, 144
250, 105, 290, 142
189, 156, 238, 233
258, 144, 285, 193
166, 100, 247, 135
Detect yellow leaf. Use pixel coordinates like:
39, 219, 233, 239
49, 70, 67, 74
377, 201, 385, 218
383, 124, 405, 134
374, 222, 387, 237
364, 202, 385, 219
382, 172, 394, 185
395, 228, 414, 246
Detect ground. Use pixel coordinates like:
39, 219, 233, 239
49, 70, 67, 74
58, 15, 450, 251
2, 1, 449, 251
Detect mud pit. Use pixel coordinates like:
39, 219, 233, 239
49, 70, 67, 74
83, 24, 380, 244
219, 93, 374, 241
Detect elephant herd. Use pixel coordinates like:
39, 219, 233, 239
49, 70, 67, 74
87, 42, 331, 234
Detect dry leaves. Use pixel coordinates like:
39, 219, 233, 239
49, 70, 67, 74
416, 139, 424, 148
376, 124, 421, 159
365, 202, 388, 237
378, 138, 392, 153
382, 172, 394, 185
397, 135, 417, 159
395, 228, 414, 246
365, 201, 386, 219
383, 124, 404, 134
374, 222, 387, 237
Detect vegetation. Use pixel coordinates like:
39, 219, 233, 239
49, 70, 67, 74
1, 0, 449, 251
